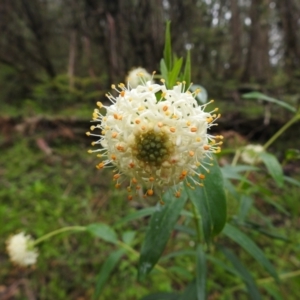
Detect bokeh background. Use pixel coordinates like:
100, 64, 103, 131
0, 0, 299, 299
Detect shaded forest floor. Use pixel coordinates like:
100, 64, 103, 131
0, 98, 300, 299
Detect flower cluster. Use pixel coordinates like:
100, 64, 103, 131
126, 67, 152, 88
87, 74, 222, 199
6, 232, 38, 267
241, 144, 264, 165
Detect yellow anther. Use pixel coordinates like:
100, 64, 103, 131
90, 125, 96, 131
147, 189, 154, 196
138, 106, 145, 111
113, 174, 121, 180
86, 132, 91, 136
97, 101, 103, 108
111, 84, 116, 89
157, 122, 163, 128
186, 121, 191, 126
87, 150, 93, 153
117, 145, 125, 152
160, 79, 165, 83
175, 191, 181, 198
96, 162, 105, 169
189, 151, 195, 157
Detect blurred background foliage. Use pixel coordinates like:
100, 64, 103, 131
0, 0, 300, 299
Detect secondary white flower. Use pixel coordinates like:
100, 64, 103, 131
126, 67, 152, 88
6, 232, 38, 267
87, 79, 223, 199
241, 144, 264, 164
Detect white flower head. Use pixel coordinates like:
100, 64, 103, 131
241, 144, 264, 164
6, 232, 38, 267
87, 79, 223, 199
126, 67, 153, 88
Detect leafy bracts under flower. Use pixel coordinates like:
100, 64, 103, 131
87, 77, 223, 199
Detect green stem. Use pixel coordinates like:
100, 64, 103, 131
227, 269, 300, 294
191, 202, 202, 244
33, 226, 86, 246
263, 114, 300, 150
117, 241, 180, 282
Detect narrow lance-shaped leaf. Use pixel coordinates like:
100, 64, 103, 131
94, 249, 125, 299
196, 244, 206, 300
169, 57, 183, 88
259, 152, 284, 187
242, 92, 296, 113
182, 50, 191, 89
220, 247, 262, 300
223, 223, 279, 281
163, 21, 172, 71
87, 223, 118, 244
138, 187, 188, 280
185, 155, 227, 243
160, 59, 169, 86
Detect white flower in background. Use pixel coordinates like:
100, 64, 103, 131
241, 144, 264, 164
87, 79, 223, 199
6, 232, 38, 267
126, 67, 152, 88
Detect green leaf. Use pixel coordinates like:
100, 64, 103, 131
185, 155, 227, 243
221, 247, 262, 300
160, 59, 169, 85
169, 266, 193, 280
163, 21, 172, 70
223, 223, 278, 281
161, 250, 196, 261
180, 280, 197, 300
138, 187, 188, 279
169, 57, 183, 88
284, 176, 300, 187
122, 231, 136, 245
207, 255, 240, 277
259, 152, 284, 187
196, 245, 206, 300
263, 284, 283, 300
238, 195, 253, 221
94, 249, 125, 299
116, 207, 156, 226
87, 223, 118, 244
182, 50, 191, 88
242, 92, 296, 113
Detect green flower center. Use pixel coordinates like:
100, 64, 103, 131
134, 130, 172, 166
